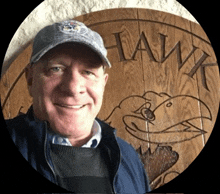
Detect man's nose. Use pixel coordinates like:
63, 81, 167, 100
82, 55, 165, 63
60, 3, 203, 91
59, 71, 86, 96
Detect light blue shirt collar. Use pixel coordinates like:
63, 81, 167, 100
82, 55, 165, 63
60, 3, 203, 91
47, 120, 102, 148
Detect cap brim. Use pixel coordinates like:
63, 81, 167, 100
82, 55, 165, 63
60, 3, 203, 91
31, 39, 111, 68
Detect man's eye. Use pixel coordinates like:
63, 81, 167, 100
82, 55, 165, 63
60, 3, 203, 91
50, 67, 63, 72
83, 70, 95, 76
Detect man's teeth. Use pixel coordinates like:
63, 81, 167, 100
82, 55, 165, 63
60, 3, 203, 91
59, 104, 84, 108
71, 105, 84, 108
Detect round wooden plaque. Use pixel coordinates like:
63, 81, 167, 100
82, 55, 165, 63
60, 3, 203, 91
1, 8, 219, 191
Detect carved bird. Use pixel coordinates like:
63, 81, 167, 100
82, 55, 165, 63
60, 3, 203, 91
105, 91, 212, 144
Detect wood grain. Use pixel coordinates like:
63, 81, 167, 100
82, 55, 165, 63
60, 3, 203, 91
190, 21, 219, 144
136, 9, 204, 187
1, 8, 219, 191
1, 44, 32, 118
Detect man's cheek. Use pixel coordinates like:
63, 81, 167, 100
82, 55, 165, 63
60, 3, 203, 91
32, 80, 50, 107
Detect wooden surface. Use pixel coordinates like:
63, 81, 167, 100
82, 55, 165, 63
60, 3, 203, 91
1, 8, 219, 191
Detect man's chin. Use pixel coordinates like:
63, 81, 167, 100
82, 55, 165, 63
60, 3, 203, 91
48, 115, 90, 134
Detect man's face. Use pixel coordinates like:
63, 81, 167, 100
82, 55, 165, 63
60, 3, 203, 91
26, 43, 108, 138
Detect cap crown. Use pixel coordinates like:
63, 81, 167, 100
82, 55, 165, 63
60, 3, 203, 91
31, 20, 111, 67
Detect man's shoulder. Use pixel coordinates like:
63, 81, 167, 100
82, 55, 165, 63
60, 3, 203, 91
116, 137, 134, 150
6, 114, 28, 129
5, 114, 30, 138
96, 118, 137, 155
115, 137, 139, 159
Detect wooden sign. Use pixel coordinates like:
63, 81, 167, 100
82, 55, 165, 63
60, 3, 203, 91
1, 8, 219, 190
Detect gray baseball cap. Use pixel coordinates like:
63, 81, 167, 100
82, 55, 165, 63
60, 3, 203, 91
30, 20, 111, 67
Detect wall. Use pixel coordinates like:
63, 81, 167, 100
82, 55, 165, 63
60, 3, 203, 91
2, 0, 197, 75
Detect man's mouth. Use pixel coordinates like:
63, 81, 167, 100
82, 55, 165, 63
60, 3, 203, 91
54, 103, 86, 109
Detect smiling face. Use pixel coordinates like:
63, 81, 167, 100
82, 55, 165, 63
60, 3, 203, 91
26, 43, 108, 142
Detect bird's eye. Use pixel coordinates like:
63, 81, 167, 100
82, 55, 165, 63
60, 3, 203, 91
143, 108, 155, 120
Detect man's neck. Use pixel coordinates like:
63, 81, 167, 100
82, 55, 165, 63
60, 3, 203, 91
46, 119, 102, 148
67, 131, 93, 147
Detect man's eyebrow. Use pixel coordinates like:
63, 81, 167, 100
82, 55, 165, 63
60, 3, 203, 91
46, 60, 68, 66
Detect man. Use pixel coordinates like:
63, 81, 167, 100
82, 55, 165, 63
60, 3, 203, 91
6, 20, 150, 193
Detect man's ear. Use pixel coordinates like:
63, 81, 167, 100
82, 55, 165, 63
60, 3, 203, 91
25, 63, 33, 96
104, 73, 109, 86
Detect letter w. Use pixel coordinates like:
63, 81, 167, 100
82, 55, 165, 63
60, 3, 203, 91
160, 34, 198, 70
